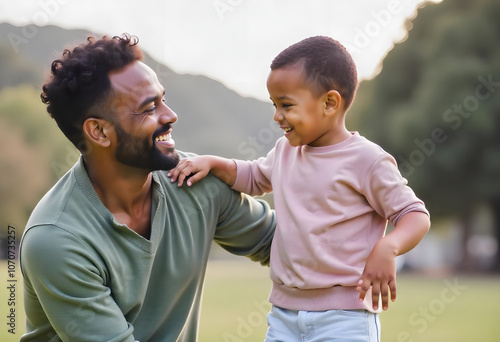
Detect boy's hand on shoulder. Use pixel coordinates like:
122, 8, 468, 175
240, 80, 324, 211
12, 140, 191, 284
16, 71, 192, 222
168, 156, 212, 187
357, 238, 397, 311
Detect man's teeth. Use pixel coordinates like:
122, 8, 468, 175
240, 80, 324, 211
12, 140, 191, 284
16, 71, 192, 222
284, 128, 292, 133
155, 133, 171, 142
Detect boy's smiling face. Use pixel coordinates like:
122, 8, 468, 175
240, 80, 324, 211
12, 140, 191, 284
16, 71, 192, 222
267, 66, 341, 147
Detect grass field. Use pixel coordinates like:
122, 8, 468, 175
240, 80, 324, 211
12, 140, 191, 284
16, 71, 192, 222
1, 259, 499, 341
200, 259, 500, 342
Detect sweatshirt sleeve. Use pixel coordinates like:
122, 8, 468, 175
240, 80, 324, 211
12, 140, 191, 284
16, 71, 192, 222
232, 147, 276, 196
21, 226, 136, 342
362, 154, 429, 227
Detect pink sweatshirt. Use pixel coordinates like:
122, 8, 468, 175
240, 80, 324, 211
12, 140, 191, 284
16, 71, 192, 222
233, 132, 428, 312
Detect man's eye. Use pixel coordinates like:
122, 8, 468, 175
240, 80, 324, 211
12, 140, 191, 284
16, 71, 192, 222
144, 106, 157, 114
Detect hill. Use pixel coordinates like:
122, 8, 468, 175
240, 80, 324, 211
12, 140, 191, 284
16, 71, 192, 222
0, 22, 276, 159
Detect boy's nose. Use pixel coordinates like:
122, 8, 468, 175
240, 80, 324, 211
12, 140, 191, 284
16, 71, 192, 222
273, 110, 284, 122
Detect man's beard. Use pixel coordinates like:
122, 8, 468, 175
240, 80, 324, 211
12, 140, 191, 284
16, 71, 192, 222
114, 123, 180, 171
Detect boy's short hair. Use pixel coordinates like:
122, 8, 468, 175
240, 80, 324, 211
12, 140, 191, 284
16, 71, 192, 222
40, 34, 142, 150
271, 36, 358, 110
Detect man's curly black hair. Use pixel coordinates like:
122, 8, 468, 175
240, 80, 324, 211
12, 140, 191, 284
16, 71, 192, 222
41, 33, 143, 150
271, 36, 358, 110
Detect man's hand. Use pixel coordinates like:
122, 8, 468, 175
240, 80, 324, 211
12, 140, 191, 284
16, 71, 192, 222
357, 238, 397, 311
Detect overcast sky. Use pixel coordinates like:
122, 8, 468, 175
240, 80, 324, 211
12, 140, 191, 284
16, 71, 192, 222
0, 0, 440, 101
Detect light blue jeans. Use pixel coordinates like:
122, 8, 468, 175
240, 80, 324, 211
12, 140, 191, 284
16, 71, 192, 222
265, 306, 380, 342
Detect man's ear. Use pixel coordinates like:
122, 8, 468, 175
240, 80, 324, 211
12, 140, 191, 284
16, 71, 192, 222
324, 90, 342, 115
82, 118, 113, 148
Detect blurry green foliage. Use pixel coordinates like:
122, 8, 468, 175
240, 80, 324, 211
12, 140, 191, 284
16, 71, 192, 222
349, 0, 500, 218
348, 0, 500, 270
0, 85, 77, 234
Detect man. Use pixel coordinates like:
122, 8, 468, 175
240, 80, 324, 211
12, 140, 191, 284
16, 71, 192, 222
20, 34, 275, 341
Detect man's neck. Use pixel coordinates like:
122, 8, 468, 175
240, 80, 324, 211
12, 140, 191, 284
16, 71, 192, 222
83, 157, 153, 238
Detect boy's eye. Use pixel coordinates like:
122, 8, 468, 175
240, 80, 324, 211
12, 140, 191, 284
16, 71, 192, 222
271, 103, 292, 109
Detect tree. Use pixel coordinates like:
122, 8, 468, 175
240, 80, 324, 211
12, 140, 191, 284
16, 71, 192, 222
348, 0, 500, 271
0, 85, 77, 237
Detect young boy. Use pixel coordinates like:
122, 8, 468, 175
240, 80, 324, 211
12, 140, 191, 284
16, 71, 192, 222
169, 36, 430, 341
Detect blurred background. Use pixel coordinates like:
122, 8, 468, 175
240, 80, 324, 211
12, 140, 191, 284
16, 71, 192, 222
0, 0, 499, 341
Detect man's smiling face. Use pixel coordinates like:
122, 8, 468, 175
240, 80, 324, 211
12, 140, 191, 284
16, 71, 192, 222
108, 61, 180, 171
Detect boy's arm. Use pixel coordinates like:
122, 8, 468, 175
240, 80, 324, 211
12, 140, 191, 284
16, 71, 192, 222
357, 211, 430, 311
168, 155, 237, 187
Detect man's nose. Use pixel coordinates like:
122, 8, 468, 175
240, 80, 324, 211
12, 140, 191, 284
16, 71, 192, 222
158, 104, 178, 125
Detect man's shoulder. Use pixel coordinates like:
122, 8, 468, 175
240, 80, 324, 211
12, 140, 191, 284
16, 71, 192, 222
176, 150, 199, 160
26, 168, 78, 230
154, 150, 228, 192
152, 150, 248, 214
25, 159, 101, 240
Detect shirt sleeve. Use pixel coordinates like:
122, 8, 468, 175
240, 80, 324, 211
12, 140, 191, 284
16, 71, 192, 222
20, 226, 136, 342
362, 154, 429, 227
232, 146, 276, 196
213, 177, 276, 266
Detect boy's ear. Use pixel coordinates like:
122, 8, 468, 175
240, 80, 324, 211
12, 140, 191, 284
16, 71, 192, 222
324, 90, 342, 115
82, 118, 113, 148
